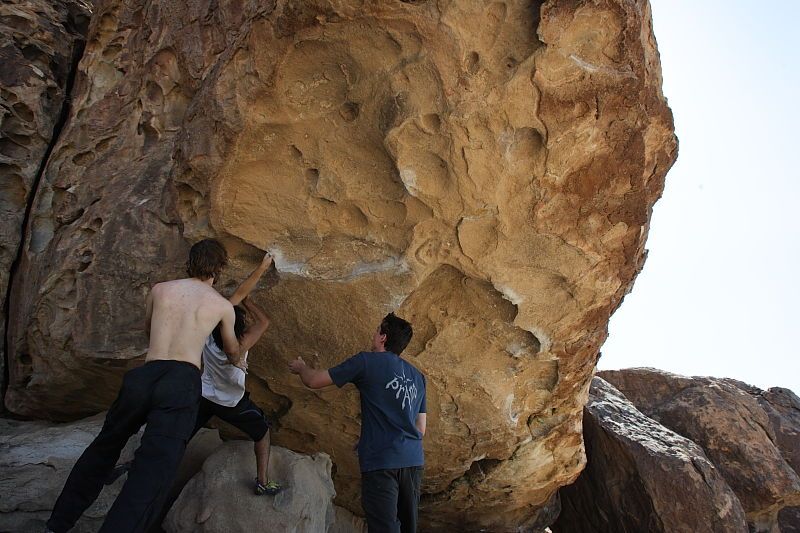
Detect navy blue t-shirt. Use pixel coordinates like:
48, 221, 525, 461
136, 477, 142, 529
329, 351, 426, 473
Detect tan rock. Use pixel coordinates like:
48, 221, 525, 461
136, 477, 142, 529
600, 368, 800, 532
0, 0, 91, 390
4, 0, 676, 529
552, 377, 748, 533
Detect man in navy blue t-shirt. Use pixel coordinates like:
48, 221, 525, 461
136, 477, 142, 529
288, 313, 426, 533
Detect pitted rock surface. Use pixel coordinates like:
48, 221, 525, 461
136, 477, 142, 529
600, 368, 800, 532
4, 1, 676, 529
0, 0, 91, 390
552, 377, 748, 533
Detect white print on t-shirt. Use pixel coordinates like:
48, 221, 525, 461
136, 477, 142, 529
385, 369, 418, 410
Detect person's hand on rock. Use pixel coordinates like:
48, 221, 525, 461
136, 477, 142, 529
288, 357, 307, 374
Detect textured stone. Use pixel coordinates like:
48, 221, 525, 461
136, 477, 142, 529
0, 413, 222, 532
4, 0, 676, 529
165, 442, 338, 533
552, 378, 748, 533
0, 0, 91, 394
600, 368, 800, 532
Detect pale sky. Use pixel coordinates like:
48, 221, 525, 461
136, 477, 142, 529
599, 0, 800, 394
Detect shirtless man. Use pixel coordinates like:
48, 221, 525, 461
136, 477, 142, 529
46, 239, 241, 533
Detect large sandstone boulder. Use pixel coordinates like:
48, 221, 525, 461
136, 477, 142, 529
0, 413, 222, 532
600, 368, 800, 532
164, 442, 363, 533
0, 0, 91, 391
4, 0, 676, 528
552, 377, 748, 533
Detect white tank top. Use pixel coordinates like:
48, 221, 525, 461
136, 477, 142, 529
200, 336, 247, 407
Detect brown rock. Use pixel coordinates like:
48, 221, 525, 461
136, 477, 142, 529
0, 0, 91, 392
0, 413, 222, 532
552, 377, 748, 533
600, 368, 800, 532
4, 0, 676, 528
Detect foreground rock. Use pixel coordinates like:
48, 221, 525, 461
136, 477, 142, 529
552, 378, 747, 533
600, 368, 800, 532
4, 0, 677, 527
0, 0, 91, 391
0, 414, 221, 532
165, 442, 364, 533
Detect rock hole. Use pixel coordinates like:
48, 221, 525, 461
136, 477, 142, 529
90, 217, 103, 230
103, 44, 123, 59
466, 51, 480, 74
2, 15, 32, 31
339, 101, 359, 122
77, 250, 94, 272
6, 132, 31, 146
421, 113, 441, 132
72, 151, 95, 166
21, 44, 46, 64
19, 352, 32, 365
138, 121, 159, 149
305, 168, 320, 187
12, 102, 34, 122
506, 56, 518, 69
0, 138, 29, 159
289, 144, 303, 160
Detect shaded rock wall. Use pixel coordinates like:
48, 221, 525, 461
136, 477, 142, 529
552, 377, 748, 533
0, 0, 91, 395
3, 0, 676, 529
600, 368, 800, 532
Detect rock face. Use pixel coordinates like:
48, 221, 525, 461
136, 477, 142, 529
165, 442, 362, 533
600, 368, 800, 532
552, 378, 748, 533
0, 414, 134, 532
3, 0, 676, 529
0, 413, 222, 532
0, 0, 91, 392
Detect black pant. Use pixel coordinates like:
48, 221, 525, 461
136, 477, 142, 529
361, 466, 423, 533
47, 360, 201, 533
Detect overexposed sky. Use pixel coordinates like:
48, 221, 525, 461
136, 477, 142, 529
599, 0, 800, 394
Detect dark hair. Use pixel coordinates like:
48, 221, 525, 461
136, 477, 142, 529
187, 239, 228, 280
212, 305, 247, 349
380, 312, 413, 355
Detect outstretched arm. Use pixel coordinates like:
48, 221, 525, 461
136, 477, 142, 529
238, 298, 270, 353
229, 252, 272, 306
288, 357, 333, 389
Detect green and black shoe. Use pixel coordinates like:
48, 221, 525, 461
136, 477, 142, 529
254, 478, 282, 496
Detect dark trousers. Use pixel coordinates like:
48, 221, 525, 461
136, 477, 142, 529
47, 360, 201, 533
361, 466, 423, 533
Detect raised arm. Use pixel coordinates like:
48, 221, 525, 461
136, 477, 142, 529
229, 252, 272, 306
288, 357, 333, 389
238, 298, 270, 353
219, 303, 243, 367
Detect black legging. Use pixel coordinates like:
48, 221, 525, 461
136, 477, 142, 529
47, 360, 201, 533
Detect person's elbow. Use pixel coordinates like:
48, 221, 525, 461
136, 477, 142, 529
305, 370, 333, 389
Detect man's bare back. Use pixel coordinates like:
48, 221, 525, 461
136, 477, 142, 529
145, 278, 239, 369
